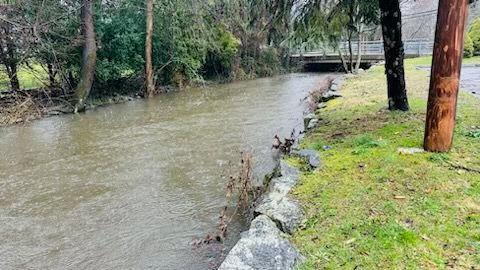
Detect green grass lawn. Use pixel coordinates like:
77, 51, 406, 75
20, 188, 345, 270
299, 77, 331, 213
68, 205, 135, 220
410, 55, 480, 66
291, 59, 480, 269
0, 64, 48, 91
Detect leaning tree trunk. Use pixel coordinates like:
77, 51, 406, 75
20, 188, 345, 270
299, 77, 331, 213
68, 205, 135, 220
145, 0, 155, 98
74, 0, 97, 113
338, 49, 349, 74
379, 0, 409, 111
424, 0, 469, 152
355, 26, 364, 73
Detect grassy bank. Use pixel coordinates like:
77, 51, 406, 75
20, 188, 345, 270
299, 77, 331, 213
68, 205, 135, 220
410, 55, 480, 66
0, 64, 48, 91
292, 59, 480, 269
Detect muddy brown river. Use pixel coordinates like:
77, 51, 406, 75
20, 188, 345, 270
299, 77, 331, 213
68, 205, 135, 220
0, 73, 330, 270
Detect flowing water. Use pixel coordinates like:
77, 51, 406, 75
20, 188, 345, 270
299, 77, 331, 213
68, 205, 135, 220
0, 73, 331, 270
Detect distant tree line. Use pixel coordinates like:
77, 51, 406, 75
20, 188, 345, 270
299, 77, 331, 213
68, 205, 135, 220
1, 0, 476, 120
0, 0, 293, 109
465, 17, 480, 57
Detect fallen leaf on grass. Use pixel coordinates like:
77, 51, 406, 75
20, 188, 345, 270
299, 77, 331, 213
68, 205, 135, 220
344, 238, 356, 245
398, 147, 425, 155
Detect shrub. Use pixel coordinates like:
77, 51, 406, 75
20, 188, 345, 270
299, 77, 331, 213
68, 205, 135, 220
464, 33, 474, 58
254, 47, 281, 77
469, 18, 480, 56
204, 27, 241, 78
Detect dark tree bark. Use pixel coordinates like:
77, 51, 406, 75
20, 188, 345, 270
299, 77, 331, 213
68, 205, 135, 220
355, 29, 363, 73
424, 0, 469, 152
379, 0, 409, 111
47, 63, 57, 89
5, 61, 20, 91
74, 0, 97, 113
347, 30, 354, 73
338, 49, 349, 74
145, 0, 154, 98
0, 10, 20, 91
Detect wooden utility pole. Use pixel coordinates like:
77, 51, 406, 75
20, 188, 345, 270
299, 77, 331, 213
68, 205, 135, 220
424, 0, 469, 152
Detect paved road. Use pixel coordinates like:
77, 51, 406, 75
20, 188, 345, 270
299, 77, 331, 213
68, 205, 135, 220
460, 65, 480, 98
418, 65, 480, 98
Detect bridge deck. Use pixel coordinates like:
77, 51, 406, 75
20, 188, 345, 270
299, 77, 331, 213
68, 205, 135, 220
291, 40, 433, 64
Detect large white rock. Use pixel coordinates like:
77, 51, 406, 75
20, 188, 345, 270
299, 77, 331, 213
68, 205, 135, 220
254, 161, 303, 234
303, 113, 316, 129
290, 149, 321, 168
317, 102, 327, 109
321, 91, 342, 102
307, 118, 319, 129
255, 192, 303, 234
279, 160, 300, 179
332, 77, 345, 86
219, 215, 301, 270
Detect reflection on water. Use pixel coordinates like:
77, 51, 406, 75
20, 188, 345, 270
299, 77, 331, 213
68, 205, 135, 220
0, 73, 331, 270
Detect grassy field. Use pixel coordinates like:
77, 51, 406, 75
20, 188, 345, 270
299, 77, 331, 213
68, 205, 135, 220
291, 58, 480, 269
0, 64, 48, 91
410, 55, 480, 66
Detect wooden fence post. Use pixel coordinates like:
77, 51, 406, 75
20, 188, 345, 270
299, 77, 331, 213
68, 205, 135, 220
424, 0, 470, 152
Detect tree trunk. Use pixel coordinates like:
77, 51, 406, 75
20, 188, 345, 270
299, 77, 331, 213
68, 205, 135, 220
338, 49, 349, 74
424, 0, 469, 152
355, 27, 363, 73
74, 0, 97, 113
347, 31, 354, 73
0, 21, 20, 91
379, 0, 409, 111
47, 63, 57, 89
145, 0, 155, 98
6, 63, 20, 91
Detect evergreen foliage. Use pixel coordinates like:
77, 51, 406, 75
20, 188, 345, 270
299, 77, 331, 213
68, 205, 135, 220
1, 0, 293, 94
464, 33, 474, 58
469, 18, 480, 56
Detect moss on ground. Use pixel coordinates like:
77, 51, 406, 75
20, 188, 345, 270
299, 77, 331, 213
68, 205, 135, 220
411, 55, 480, 66
0, 64, 48, 91
292, 58, 480, 269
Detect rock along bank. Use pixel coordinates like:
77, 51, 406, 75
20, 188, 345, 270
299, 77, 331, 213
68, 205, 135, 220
219, 74, 347, 270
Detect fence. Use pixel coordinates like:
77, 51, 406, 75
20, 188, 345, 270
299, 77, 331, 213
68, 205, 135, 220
293, 39, 434, 57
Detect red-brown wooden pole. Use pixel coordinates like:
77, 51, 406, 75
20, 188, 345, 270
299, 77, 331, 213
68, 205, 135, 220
424, 0, 470, 152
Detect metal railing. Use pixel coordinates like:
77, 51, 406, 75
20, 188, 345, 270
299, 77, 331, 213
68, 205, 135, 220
292, 39, 434, 57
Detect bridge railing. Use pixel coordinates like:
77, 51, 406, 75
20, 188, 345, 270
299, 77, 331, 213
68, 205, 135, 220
292, 39, 434, 57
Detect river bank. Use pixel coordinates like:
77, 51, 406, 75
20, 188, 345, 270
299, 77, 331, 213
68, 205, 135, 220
290, 58, 480, 269
0, 90, 139, 127
0, 73, 328, 269
0, 69, 295, 128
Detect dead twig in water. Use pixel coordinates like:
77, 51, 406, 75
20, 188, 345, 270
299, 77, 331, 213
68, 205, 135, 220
272, 129, 297, 155
193, 152, 257, 247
